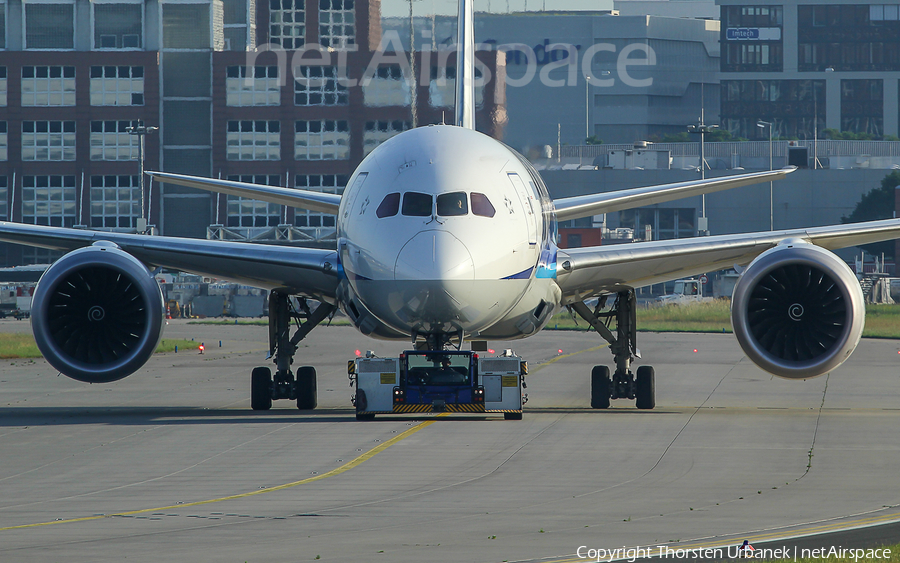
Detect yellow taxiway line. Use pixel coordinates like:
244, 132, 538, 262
0, 418, 438, 532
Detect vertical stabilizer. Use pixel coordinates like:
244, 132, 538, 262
454, 0, 475, 129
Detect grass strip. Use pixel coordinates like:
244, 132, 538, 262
0, 334, 199, 359
547, 301, 900, 339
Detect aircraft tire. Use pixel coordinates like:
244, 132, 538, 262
295, 366, 317, 410
251, 367, 272, 411
636, 366, 656, 410
591, 365, 611, 409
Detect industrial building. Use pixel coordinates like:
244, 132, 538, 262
716, 0, 900, 140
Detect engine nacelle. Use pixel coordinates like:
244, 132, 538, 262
731, 240, 864, 379
31, 243, 165, 383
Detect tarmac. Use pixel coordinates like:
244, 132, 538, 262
1, 319, 900, 562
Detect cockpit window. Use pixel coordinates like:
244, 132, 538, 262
471, 193, 496, 218
402, 192, 433, 216
376, 192, 400, 218
437, 192, 468, 217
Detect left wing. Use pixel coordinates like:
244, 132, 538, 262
553, 167, 796, 222
147, 172, 342, 214
0, 222, 339, 300
556, 219, 900, 303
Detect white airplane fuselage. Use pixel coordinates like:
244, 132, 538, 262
336, 125, 562, 342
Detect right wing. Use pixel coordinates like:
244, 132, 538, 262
0, 222, 339, 301
553, 167, 796, 222
147, 172, 342, 214
556, 218, 900, 303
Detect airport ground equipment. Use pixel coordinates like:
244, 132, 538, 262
349, 350, 526, 420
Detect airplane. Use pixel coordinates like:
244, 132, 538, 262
1, 0, 899, 414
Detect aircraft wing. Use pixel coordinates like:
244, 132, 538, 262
147, 171, 342, 215
553, 167, 796, 222
556, 218, 900, 303
0, 222, 339, 300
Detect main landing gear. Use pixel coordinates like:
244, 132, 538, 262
571, 289, 655, 410
250, 291, 336, 411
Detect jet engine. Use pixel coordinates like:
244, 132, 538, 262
31, 243, 165, 383
731, 240, 864, 379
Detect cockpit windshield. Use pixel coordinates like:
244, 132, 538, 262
402, 192, 432, 216
377, 192, 496, 219
376, 192, 400, 218
437, 192, 468, 216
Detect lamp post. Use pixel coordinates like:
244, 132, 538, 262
687, 117, 718, 235
126, 120, 158, 234
584, 71, 610, 143
757, 120, 773, 231
585, 74, 591, 141
814, 67, 834, 170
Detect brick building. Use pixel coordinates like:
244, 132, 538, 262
0, 0, 506, 265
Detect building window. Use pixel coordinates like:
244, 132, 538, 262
226, 120, 281, 161
294, 120, 349, 160
798, 5, 900, 71
722, 43, 783, 72
363, 65, 410, 106
0, 7, 6, 50
871, 5, 900, 22
0, 67, 6, 106
162, 4, 210, 49
721, 5, 783, 73
225, 175, 282, 227
90, 175, 140, 228
25, 3, 74, 49
22, 175, 77, 227
364, 120, 410, 155
841, 79, 884, 136
429, 66, 485, 108
0, 122, 7, 161
294, 66, 348, 106
23, 248, 64, 265
226, 66, 280, 106
93, 3, 142, 49
269, 0, 304, 49
319, 0, 355, 49
21, 66, 76, 106
294, 174, 347, 227
721, 80, 825, 139
0, 177, 7, 220
90, 120, 140, 161
620, 208, 695, 241
90, 65, 144, 106
722, 5, 783, 27
22, 121, 76, 161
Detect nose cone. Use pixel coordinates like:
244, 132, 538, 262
394, 231, 475, 280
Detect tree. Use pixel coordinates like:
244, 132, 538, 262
585, 135, 603, 145
841, 170, 900, 258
